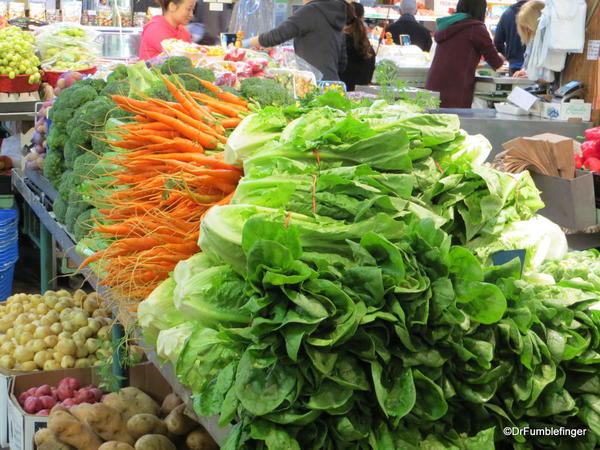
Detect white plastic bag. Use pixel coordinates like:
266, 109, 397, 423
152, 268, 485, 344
549, 0, 586, 52
35, 23, 101, 71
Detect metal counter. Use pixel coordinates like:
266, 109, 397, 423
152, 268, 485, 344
431, 108, 593, 161
356, 84, 440, 100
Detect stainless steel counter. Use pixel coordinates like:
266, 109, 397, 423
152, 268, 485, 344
431, 108, 593, 161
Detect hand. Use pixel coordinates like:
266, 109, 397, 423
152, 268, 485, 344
512, 69, 527, 78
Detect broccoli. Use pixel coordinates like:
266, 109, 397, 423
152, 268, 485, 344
64, 140, 85, 169
48, 106, 76, 131
52, 83, 97, 111
65, 96, 116, 161
144, 69, 216, 101
53, 196, 68, 224
73, 152, 100, 186
107, 107, 132, 122
221, 86, 241, 96
101, 80, 129, 97
240, 77, 293, 107
47, 125, 67, 153
77, 78, 107, 93
65, 190, 89, 233
145, 79, 176, 102
57, 170, 75, 201
74, 209, 94, 241
43, 149, 64, 188
107, 64, 128, 82
158, 56, 193, 74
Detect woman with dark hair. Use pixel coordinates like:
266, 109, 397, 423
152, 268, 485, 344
425, 0, 504, 108
139, 0, 194, 60
340, 2, 376, 91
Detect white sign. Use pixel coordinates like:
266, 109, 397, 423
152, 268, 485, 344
587, 40, 600, 61
209, 2, 223, 10
434, 0, 456, 16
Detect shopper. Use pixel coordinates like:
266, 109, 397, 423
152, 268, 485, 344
494, 0, 528, 75
387, 0, 432, 51
511, 1, 545, 78
340, 2, 376, 91
244, 0, 347, 81
425, 0, 504, 108
139, 0, 194, 60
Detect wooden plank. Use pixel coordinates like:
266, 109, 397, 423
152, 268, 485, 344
562, 0, 600, 123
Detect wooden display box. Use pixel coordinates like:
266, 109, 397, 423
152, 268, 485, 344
0, 367, 38, 448
532, 169, 597, 231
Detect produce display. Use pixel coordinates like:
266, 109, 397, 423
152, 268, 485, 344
139, 94, 600, 449
34, 390, 218, 450
0, 290, 112, 371
576, 126, 600, 172
0, 26, 41, 84
75, 61, 246, 301
35, 23, 100, 71
18, 376, 103, 415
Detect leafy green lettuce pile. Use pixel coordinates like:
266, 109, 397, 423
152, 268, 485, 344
140, 97, 596, 449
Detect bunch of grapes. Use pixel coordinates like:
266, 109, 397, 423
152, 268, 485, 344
0, 26, 41, 84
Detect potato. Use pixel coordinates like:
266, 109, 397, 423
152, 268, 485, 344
160, 393, 182, 417
164, 404, 196, 436
186, 428, 219, 450
34, 428, 75, 450
70, 403, 135, 445
102, 387, 160, 421
48, 417, 102, 450
127, 414, 168, 440
98, 442, 135, 450
134, 434, 176, 450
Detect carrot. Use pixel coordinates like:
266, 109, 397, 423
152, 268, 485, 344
194, 78, 248, 107
221, 117, 242, 128
136, 110, 219, 148
190, 92, 246, 116
141, 153, 240, 170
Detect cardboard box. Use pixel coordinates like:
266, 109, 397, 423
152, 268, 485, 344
128, 362, 173, 405
0, 367, 37, 448
541, 99, 592, 121
8, 368, 100, 450
532, 169, 597, 231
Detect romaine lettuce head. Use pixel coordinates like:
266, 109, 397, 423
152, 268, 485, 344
139, 277, 184, 346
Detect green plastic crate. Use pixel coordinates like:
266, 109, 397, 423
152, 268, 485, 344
0, 195, 14, 209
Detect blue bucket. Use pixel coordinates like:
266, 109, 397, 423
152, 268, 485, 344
0, 263, 15, 302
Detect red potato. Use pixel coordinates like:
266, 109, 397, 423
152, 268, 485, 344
36, 385, 52, 397
57, 385, 75, 401
59, 377, 81, 391
62, 398, 76, 407
24, 397, 42, 414
40, 395, 57, 410
90, 388, 103, 402
38, 409, 50, 416
75, 389, 96, 404
18, 392, 30, 406
51, 387, 58, 399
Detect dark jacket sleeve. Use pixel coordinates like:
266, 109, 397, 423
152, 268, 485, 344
423, 30, 433, 52
494, 14, 507, 55
473, 24, 504, 70
338, 33, 348, 75
258, 4, 312, 47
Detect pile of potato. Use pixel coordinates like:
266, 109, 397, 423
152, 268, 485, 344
35, 389, 219, 450
0, 290, 112, 371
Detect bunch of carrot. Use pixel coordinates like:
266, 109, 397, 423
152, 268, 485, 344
79, 75, 246, 302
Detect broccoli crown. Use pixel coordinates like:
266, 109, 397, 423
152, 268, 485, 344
47, 125, 67, 153
144, 69, 216, 101
74, 208, 94, 241
145, 79, 176, 102
57, 170, 76, 201
43, 149, 64, 188
53, 83, 98, 111
64, 140, 85, 170
65, 190, 88, 233
158, 56, 193, 75
48, 106, 76, 131
101, 80, 129, 98
240, 77, 293, 107
73, 152, 101, 186
52, 196, 68, 224
65, 96, 115, 153
77, 78, 107, 93
107, 65, 128, 82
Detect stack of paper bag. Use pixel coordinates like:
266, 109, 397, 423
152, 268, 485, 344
495, 133, 577, 179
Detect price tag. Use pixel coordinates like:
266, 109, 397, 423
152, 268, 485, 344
587, 40, 600, 61
209, 2, 223, 11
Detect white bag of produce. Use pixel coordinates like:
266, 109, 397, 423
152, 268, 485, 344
35, 23, 101, 71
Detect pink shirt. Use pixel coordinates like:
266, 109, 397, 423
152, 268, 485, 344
139, 15, 191, 60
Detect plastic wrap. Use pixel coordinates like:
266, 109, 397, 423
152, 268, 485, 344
229, 0, 276, 37
35, 23, 100, 71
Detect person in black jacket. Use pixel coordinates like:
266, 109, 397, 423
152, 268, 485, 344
386, 0, 432, 52
494, 0, 528, 74
245, 0, 347, 81
340, 3, 375, 91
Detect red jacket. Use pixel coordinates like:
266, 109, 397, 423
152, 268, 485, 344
139, 16, 191, 61
425, 19, 503, 108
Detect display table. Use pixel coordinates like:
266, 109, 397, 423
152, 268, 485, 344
431, 108, 593, 160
